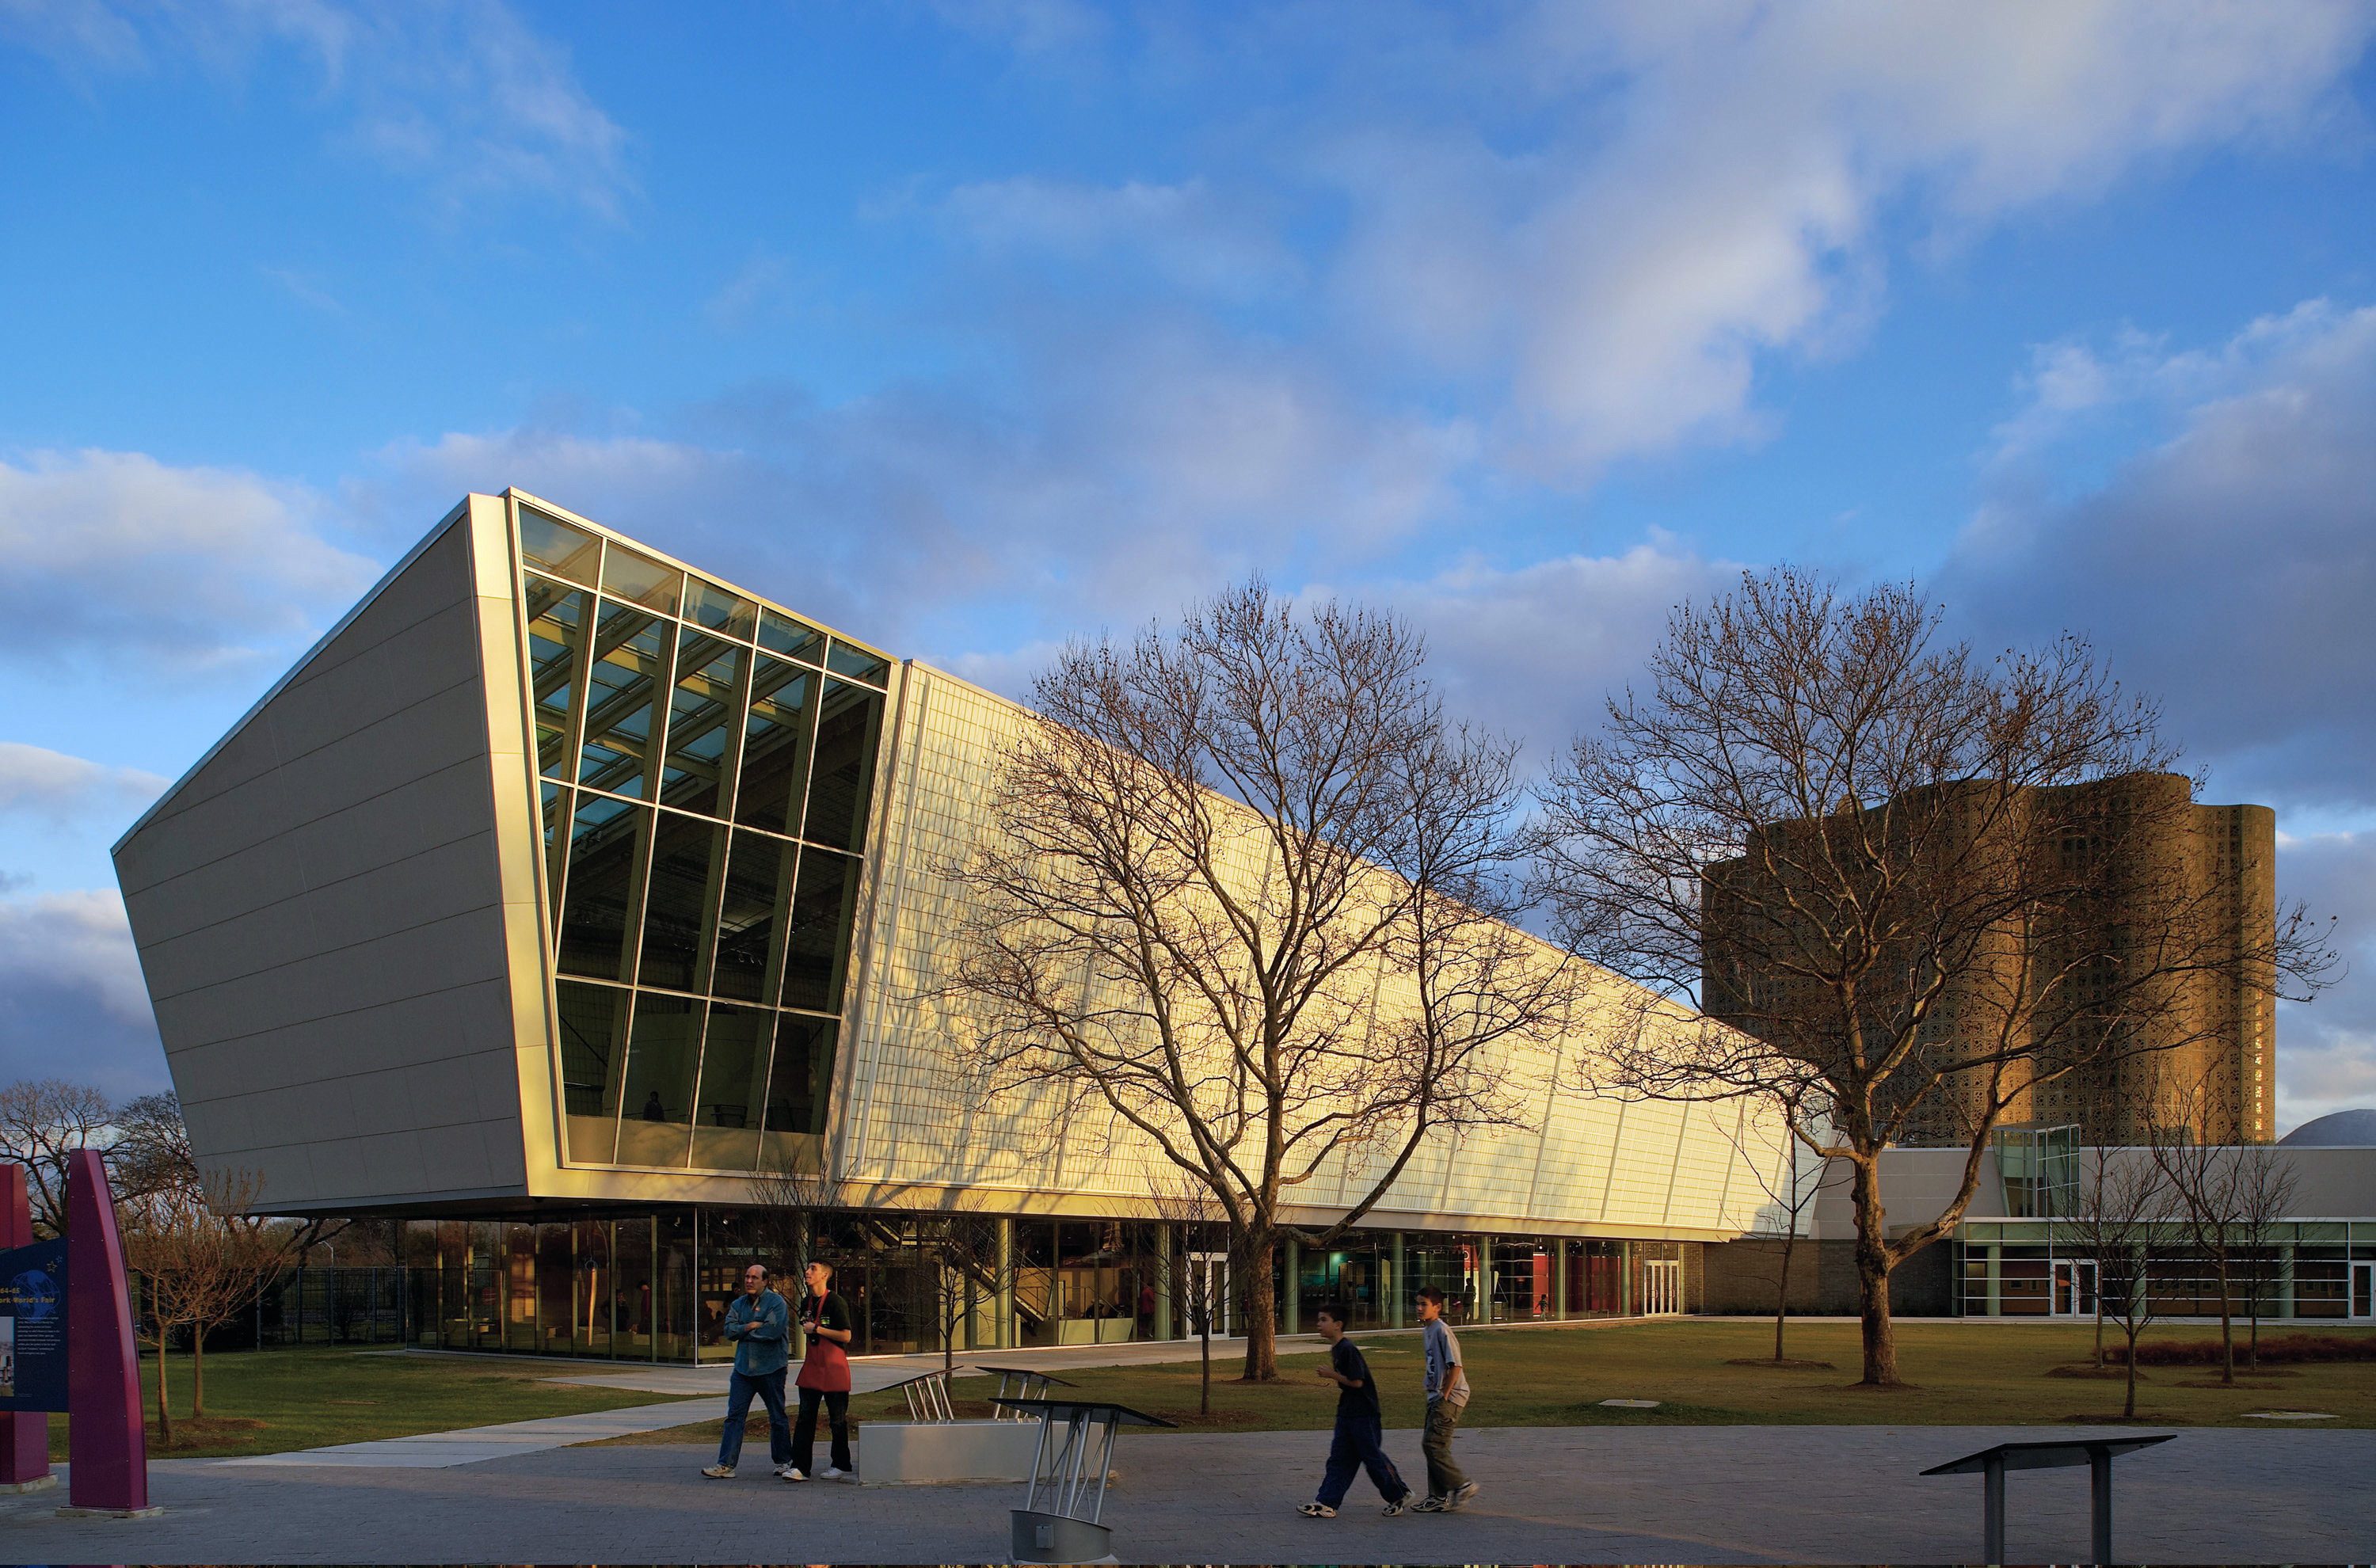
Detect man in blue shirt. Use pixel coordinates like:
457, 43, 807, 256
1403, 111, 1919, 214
701, 1262, 792, 1478
1297, 1302, 1411, 1519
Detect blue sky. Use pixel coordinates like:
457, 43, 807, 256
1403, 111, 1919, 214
6, 2, 2376, 1128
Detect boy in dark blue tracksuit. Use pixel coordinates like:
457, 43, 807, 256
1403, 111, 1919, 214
1297, 1301, 1412, 1519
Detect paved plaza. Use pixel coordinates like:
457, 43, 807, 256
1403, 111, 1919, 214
2, 1421, 2367, 1563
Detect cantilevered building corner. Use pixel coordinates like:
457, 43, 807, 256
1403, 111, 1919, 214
115, 491, 1794, 1360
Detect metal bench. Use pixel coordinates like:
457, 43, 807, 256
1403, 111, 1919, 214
971, 1364, 1079, 1420
1921, 1433, 2175, 1563
993, 1397, 1176, 1564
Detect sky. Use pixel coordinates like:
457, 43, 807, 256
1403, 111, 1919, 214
4, 1, 2376, 1131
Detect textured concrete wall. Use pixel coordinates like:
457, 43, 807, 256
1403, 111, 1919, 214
116, 502, 532, 1210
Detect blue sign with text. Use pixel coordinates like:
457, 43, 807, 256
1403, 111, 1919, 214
0, 1239, 67, 1412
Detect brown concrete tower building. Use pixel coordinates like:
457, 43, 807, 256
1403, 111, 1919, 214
1702, 773, 2276, 1149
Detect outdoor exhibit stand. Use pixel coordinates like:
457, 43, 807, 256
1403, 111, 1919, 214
0, 1152, 151, 1517
1922, 1433, 2175, 1564
975, 1364, 1077, 1418
993, 1396, 1175, 1564
0, 1163, 53, 1493
857, 1366, 1042, 1487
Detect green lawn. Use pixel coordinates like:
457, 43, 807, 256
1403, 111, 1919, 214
40, 1347, 670, 1460
866, 1318, 2376, 1434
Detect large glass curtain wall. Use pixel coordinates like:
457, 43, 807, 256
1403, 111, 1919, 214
519, 504, 889, 1173
1957, 1224, 2376, 1318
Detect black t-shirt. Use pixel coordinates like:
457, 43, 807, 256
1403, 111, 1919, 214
1330, 1336, 1379, 1419
801, 1290, 851, 1338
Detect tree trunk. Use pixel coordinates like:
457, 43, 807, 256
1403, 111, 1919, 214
154, 1333, 172, 1448
2216, 1258, 2235, 1385
1237, 1239, 1279, 1382
1848, 1156, 1899, 1386
193, 1331, 206, 1418
2093, 1307, 2105, 1370
1772, 1234, 1796, 1361
2123, 1330, 2139, 1419
1200, 1319, 1212, 1415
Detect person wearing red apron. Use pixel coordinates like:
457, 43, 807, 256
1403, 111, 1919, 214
786, 1259, 854, 1481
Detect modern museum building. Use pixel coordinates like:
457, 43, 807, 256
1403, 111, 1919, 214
113, 491, 1791, 1364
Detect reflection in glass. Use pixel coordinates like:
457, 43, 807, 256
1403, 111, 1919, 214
638, 812, 720, 991
691, 1003, 768, 1170
555, 980, 626, 1162
580, 602, 670, 798
712, 830, 791, 1003
601, 544, 682, 615
541, 782, 569, 937
659, 629, 745, 816
734, 656, 817, 835
520, 506, 602, 585
526, 577, 588, 778
558, 796, 646, 980
760, 1015, 838, 1158
803, 679, 884, 851
782, 849, 857, 1012
756, 607, 824, 664
824, 640, 891, 687
687, 580, 757, 641
616, 994, 702, 1167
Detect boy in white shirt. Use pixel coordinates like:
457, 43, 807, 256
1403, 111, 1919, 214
1412, 1285, 1479, 1512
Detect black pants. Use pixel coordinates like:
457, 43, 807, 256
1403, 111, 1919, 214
793, 1387, 851, 1475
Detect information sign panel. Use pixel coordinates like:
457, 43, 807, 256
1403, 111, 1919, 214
0, 1239, 67, 1414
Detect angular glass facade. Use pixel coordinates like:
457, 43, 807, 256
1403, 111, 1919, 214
518, 503, 887, 1174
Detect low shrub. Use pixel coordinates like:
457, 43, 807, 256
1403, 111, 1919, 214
2105, 1334, 2376, 1367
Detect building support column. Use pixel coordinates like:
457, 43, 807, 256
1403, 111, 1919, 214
1986, 1243, 2003, 1318
2278, 1242, 2296, 1320
1619, 1241, 1633, 1317
1479, 1235, 1493, 1323
1390, 1232, 1406, 1329
1555, 1239, 1569, 1320
1155, 1224, 1174, 1342
1283, 1234, 1300, 1336
997, 1216, 1015, 1349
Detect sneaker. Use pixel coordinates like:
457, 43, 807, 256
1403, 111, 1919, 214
1381, 1496, 1411, 1517
1411, 1494, 1449, 1513
818, 1465, 849, 1480
1450, 1480, 1480, 1510
780, 1467, 808, 1482
1297, 1503, 1336, 1518
700, 1464, 735, 1479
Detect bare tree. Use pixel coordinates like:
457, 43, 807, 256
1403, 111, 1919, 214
0, 1080, 115, 1238
1723, 1075, 1838, 1364
2149, 1071, 2256, 1385
1531, 569, 2334, 1386
943, 581, 1567, 1380
2230, 1140, 2299, 1373
2060, 1149, 2177, 1419
111, 1090, 196, 1204
1149, 1170, 1232, 1414
747, 1147, 830, 1345
124, 1170, 285, 1440
922, 1212, 1007, 1378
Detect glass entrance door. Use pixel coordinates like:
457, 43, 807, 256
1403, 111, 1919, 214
1639, 1258, 1680, 1315
2053, 1260, 2098, 1316
1187, 1252, 1231, 1337
2353, 1262, 2373, 1319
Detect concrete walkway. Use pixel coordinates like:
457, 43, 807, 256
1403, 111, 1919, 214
6, 1424, 2368, 1562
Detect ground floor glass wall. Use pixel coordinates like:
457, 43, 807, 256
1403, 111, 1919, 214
1954, 1224, 2376, 1319
398, 1212, 1686, 1363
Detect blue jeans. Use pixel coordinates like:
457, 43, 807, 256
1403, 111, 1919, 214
1316, 1408, 1407, 1509
718, 1368, 790, 1468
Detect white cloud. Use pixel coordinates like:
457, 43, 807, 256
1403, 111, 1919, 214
2272, 832, 2376, 1134
0, 744, 166, 824
5, 0, 632, 219
1310, 3, 2375, 475
0, 448, 380, 674
0, 889, 166, 1098
935, 177, 1302, 300
1939, 299, 2376, 813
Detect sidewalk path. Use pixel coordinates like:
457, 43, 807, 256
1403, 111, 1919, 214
215, 1397, 724, 1468
7, 1424, 2367, 1562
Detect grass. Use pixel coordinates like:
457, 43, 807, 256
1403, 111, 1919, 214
38, 1347, 672, 1460
592, 1317, 2376, 1449
896, 1318, 2376, 1433
41, 1319, 2376, 1462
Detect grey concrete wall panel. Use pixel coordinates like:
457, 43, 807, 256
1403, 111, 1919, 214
116, 504, 534, 1211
